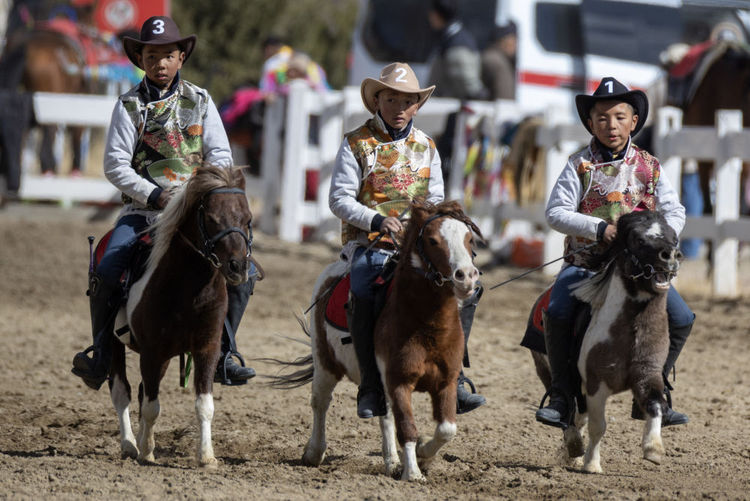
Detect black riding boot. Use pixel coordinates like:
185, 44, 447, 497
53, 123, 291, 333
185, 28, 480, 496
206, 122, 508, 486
215, 278, 256, 385
71, 273, 122, 390
457, 286, 486, 414
632, 323, 692, 426
535, 313, 574, 428
350, 296, 386, 419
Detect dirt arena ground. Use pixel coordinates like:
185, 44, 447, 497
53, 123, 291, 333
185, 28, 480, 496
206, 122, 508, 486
0, 203, 748, 500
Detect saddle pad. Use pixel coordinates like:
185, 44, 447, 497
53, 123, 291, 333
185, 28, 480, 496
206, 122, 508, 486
325, 274, 350, 331
519, 286, 552, 354
93, 230, 152, 271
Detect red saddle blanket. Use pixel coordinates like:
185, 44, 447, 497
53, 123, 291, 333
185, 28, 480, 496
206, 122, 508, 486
325, 274, 351, 331
520, 286, 552, 354
93, 229, 152, 274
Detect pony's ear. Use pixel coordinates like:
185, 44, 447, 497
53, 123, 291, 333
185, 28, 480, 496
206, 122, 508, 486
230, 167, 246, 190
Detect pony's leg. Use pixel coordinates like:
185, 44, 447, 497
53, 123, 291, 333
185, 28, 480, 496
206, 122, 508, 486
302, 366, 338, 466
109, 340, 137, 459
390, 384, 423, 482
563, 410, 586, 460
639, 387, 666, 464
416, 383, 458, 472
583, 388, 609, 474
192, 350, 219, 468
136, 357, 169, 464
69, 126, 83, 173
379, 397, 400, 477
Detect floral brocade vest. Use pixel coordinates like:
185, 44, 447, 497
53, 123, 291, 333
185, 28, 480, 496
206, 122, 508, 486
341, 117, 436, 245
120, 80, 208, 203
565, 139, 659, 268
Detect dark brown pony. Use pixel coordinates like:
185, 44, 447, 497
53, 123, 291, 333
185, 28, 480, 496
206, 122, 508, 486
1, 27, 88, 174
275, 200, 482, 481
679, 41, 750, 215
108, 165, 253, 467
530, 211, 682, 473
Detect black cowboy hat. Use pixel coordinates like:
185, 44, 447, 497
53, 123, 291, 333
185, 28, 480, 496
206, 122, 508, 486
575, 77, 649, 137
123, 16, 197, 70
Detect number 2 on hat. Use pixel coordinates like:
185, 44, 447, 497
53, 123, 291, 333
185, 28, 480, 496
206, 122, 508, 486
152, 19, 165, 34
394, 67, 407, 83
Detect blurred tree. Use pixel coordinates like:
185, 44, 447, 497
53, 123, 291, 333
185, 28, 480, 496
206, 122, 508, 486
172, 0, 359, 103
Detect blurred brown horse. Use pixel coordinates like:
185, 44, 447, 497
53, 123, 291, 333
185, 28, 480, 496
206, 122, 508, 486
0, 26, 89, 175
676, 41, 750, 216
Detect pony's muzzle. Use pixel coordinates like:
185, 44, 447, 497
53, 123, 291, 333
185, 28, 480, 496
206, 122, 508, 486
453, 266, 479, 298
225, 257, 250, 285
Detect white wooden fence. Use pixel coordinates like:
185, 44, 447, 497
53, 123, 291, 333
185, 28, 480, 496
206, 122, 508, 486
17, 85, 750, 296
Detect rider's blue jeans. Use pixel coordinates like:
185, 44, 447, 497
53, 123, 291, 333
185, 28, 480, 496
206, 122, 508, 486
349, 246, 390, 301
96, 214, 150, 283
547, 264, 695, 329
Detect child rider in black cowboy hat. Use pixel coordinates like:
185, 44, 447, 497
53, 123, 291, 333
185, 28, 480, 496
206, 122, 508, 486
71, 16, 257, 390
535, 77, 695, 429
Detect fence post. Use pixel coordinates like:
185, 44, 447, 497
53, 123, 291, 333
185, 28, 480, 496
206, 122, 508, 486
654, 106, 683, 195
713, 109, 741, 297
278, 81, 311, 243
259, 96, 285, 235
448, 108, 467, 202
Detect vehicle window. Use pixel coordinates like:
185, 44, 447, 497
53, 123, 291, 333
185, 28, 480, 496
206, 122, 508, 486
361, 0, 498, 64
535, 2, 584, 56
580, 0, 680, 65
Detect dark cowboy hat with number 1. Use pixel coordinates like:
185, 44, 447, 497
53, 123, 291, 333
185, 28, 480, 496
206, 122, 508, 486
575, 77, 649, 137
123, 16, 197, 70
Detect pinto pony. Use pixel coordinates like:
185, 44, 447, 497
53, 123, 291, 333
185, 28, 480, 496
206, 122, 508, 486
530, 210, 682, 473
278, 200, 482, 481
109, 165, 253, 467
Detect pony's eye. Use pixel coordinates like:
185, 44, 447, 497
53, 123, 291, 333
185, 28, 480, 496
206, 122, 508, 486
428, 237, 438, 246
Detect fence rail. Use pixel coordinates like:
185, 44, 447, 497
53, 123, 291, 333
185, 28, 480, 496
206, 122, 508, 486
16, 87, 750, 297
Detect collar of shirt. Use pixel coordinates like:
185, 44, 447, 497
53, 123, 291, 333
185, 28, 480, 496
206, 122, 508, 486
594, 136, 631, 162
378, 111, 413, 141
143, 72, 181, 103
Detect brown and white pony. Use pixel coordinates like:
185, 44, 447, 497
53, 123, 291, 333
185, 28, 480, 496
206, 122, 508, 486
279, 200, 481, 481
533, 210, 682, 473
108, 165, 253, 467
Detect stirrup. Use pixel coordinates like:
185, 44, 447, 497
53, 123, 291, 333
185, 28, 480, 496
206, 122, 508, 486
535, 389, 573, 429
214, 351, 253, 386
457, 375, 486, 414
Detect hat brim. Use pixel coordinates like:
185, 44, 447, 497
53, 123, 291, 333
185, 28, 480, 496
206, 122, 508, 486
360, 78, 435, 114
575, 89, 649, 137
123, 34, 197, 70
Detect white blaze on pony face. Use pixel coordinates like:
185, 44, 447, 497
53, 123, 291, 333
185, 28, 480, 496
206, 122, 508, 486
440, 218, 479, 298
644, 221, 663, 239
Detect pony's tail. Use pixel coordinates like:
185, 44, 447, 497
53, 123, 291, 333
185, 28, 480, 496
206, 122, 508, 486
259, 314, 314, 389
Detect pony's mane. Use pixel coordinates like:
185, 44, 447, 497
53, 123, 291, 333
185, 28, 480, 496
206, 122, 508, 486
570, 262, 615, 309
147, 165, 239, 269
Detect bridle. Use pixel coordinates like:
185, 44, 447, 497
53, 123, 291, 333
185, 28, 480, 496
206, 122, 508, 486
181, 187, 253, 270
622, 246, 680, 281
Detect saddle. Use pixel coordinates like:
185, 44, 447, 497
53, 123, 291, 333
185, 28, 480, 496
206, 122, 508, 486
91, 229, 152, 345
323, 258, 397, 336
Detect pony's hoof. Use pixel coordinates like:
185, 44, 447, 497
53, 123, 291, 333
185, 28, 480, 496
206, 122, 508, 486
302, 448, 325, 467
120, 440, 138, 460
137, 453, 156, 465
384, 460, 401, 478
643, 448, 663, 465
583, 461, 602, 474
565, 434, 585, 458
199, 457, 219, 469
400, 469, 426, 482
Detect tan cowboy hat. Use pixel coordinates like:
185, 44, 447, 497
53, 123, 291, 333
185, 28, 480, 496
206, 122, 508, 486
123, 16, 197, 70
360, 62, 436, 114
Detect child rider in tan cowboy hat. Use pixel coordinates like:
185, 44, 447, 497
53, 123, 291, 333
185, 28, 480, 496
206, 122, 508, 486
72, 16, 257, 390
329, 62, 486, 419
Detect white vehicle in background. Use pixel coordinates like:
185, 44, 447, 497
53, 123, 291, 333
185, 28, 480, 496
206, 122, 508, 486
349, 0, 750, 119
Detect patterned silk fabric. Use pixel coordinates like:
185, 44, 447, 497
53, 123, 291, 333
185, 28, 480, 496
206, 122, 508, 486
120, 80, 209, 202
341, 117, 436, 245
565, 139, 659, 268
